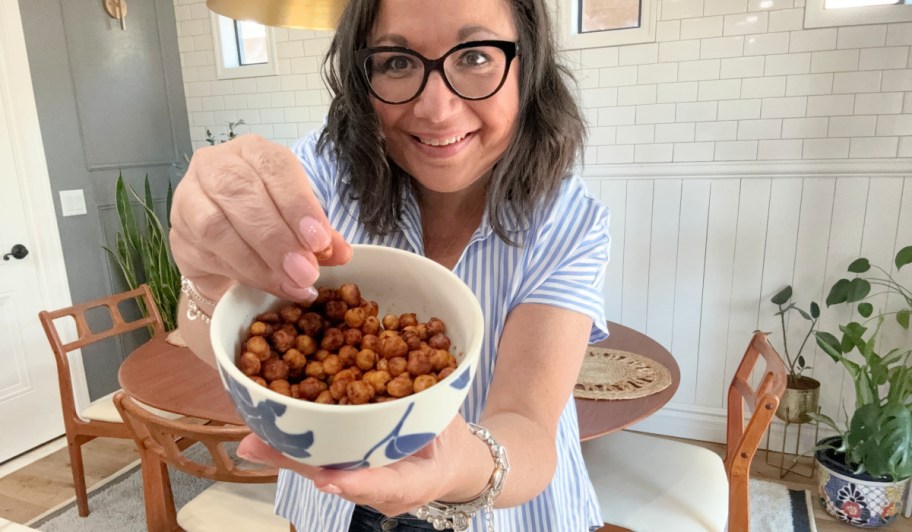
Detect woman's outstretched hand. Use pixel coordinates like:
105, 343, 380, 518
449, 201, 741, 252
236, 415, 486, 517
170, 135, 351, 302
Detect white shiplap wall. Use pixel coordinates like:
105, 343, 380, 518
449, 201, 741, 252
172, 0, 912, 449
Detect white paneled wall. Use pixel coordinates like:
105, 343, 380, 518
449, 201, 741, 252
173, 0, 912, 449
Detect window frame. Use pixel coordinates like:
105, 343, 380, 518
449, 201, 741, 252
804, 0, 912, 28
552, 0, 657, 50
210, 13, 280, 80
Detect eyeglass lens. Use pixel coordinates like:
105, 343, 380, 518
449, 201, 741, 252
364, 45, 509, 103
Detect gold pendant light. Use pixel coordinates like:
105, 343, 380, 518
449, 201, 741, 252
206, 0, 347, 30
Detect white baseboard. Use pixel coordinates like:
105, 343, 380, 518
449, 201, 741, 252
629, 402, 839, 456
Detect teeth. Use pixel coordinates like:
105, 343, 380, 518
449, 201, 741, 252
419, 133, 466, 147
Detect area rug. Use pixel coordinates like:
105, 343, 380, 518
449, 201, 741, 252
26, 456, 815, 531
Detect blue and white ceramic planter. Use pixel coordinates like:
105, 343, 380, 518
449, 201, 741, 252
816, 436, 910, 528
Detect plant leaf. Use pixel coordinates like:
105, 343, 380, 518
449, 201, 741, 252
895, 245, 912, 270
815, 331, 843, 362
771, 286, 792, 305
826, 279, 850, 306
897, 310, 910, 330
810, 301, 820, 319
846, 278, 871, 303
796, 307, 811, 320
848, 258, 870, 273
857, 302, 873, 318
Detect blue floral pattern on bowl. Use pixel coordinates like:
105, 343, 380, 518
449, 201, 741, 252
220, 368, 314, 459
817, 463, 909, 528
324, 402, 435, 470
450, 366, 471, 390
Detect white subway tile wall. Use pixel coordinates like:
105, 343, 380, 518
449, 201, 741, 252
174, 0, 912, 159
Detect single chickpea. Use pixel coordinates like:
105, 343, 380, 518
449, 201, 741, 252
246, 336, 270, 361
356, 349, 377, 371
438, 367, 455, 380
343, 327, 363, 346
428, 333, 451, 351
297, 312, 324, 337
362, 299, 379, 317
407, 350, 433, 376
321, 328, 344, 351
314, 287, 335, 305
314, 390, 335, 404
305, 360, 325, 380
282, 348, 308, 371
323, 354, 343, 376
426, 317, 446, 337
251, 376, 268, 387
269, 379, 292, 396
379, 335, 409, 360
430, 349, 451, 371
298, 377, 327, 401
279, 304, 303, 323
416, 323, 429, 341
362, 316, 381, 335
271, 324, 297, 353
387, 374, 414, 398
413, 374, 438, 393
313, 348, 331, 362
263, 358, 290, 382
249, 321, 270, 336
344, 307, 366, 328
338, 283, 362, 307
401, 330, 422, 351
399, 313, 418, 328
294, 334, 317, 355
338, 345, 359, 367
361, 334, 381, 353
362, 370, 391, 394
256, 311, 280, 323
376, 358, 389, 372
381, 314, 399, 331
237, 352, 261, 376
324, 300, 349, 323
387, 356, 408, 377
346, 380, 375, 405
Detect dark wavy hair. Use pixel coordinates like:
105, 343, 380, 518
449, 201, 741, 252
318, 0, 585, 243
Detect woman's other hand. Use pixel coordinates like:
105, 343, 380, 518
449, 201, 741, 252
170, 135, 351, 302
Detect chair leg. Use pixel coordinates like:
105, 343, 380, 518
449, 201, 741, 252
139, 447, 178, 532
66, 436, 89, 517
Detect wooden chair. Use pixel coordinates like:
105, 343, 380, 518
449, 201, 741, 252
38, 284, 176, 517
114, 391, 288, 532
581, 331, 787, 532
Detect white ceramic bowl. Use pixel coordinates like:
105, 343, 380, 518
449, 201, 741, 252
210, 244, 484, 468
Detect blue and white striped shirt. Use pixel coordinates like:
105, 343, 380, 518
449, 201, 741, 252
276, 130, 611, 532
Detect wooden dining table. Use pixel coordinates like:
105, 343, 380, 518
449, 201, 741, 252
119, 321, 680, 440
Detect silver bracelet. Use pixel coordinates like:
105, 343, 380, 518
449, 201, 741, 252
180, 276, 214, 324
415, 423, 509, 532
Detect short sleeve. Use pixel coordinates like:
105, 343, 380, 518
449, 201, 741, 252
515, 179, 611, 343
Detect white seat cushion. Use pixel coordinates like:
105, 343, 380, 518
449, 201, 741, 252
177, 482, 288, 532
581, 430, 729, 532
0, 517, 40, 531
79, 390, 182, 423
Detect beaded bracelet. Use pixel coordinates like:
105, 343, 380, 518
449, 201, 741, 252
180, 276, 215, 324
415, 423, 509, 532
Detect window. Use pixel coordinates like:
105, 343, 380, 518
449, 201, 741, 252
553, 0, 657, 50
805, 0, 912, 27
210, 14, 279, 79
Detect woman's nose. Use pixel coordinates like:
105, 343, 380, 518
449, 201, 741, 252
411, 71, 460, 122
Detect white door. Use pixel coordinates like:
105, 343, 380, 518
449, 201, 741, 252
0, 0, 71, 463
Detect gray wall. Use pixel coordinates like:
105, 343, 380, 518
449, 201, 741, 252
19, 0, 191, 398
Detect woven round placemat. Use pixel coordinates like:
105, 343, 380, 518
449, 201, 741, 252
574, 347, 672, 400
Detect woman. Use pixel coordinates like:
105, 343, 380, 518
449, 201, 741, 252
170, 0, 611, 530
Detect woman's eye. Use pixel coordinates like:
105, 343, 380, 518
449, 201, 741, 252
459, 50, 490, 67
381, 55, 416, 73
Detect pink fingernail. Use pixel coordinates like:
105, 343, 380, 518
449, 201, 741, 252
299, 217, 331, 252
282, 253, 319, 287
281, 282, 319, 303
318, 483, 342, 495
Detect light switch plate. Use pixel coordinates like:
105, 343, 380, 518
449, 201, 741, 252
60, 189, 87, 217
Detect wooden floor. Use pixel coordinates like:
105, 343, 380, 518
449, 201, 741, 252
0, 434, 900, 530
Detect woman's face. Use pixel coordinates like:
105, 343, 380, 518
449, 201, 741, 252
367, 0, 520, 195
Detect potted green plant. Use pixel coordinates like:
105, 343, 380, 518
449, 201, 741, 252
813, 245, 912, 528
769, 286, 821, 424
103, 173, 180, 332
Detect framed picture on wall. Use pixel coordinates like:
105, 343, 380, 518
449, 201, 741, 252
553, 0, 657, 50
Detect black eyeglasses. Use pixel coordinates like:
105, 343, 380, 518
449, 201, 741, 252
355, 40, 519, 105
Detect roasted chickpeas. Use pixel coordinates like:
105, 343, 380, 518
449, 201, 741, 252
236, 283, 458, 405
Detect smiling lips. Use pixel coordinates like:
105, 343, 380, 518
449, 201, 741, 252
417, 132, 469, 147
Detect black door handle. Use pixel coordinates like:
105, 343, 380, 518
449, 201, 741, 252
3, 244, 28, 261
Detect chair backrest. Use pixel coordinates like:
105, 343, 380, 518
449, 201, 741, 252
724, 331, 788, 531
38, 284, 165, 425
114, 391, 278, 484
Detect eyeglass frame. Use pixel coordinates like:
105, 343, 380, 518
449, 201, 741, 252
355, 40, 520, 105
